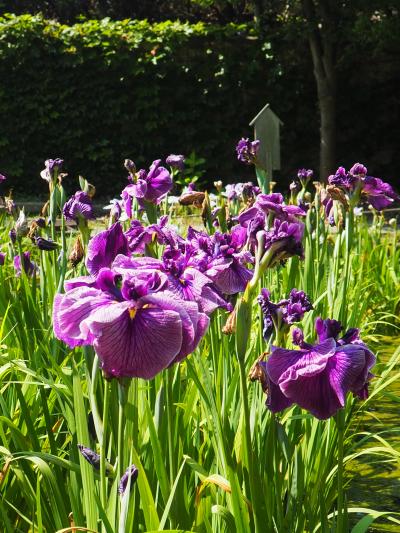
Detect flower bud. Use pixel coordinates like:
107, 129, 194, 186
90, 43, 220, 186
118, 464, 139, 495
124, 159, 136, 174
69, 236, 84, 267
35, 236, 59, 251
77, 444, 101, 470
214, 180, 223, 192
15, 210, 28, 238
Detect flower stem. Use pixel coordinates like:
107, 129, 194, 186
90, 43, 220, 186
117, 381, 128, 481
237, 354, 263, 533
100, 380, 110, 511
335, 408, 346, 532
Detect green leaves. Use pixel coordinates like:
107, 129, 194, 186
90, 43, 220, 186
0, 14, 270, 197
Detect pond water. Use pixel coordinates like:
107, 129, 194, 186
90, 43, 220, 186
348, 338, 400, 532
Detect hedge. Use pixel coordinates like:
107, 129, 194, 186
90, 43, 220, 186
0, 14, 290, 196
0, 14, 398, 197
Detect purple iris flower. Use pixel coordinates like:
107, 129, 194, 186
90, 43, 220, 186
328, 166, 356, 191
53, 269, 209, 379
225, 184, 238, 201
261, 317, 376, 419
258, 218, 304, 266
183, 226, 253, 295
40, 158, 64, 183
0, 252, 5, 265
225, 182, 260, 202
349, 163, 367, 177
13, 252, 36, 276
257, 288, 312, 339
239, 194, 306, 227
63, 191, 95, 222
297, 168, 313, 181
362, 176, 398, 210
166, 154, 185, 171
86, 222, 129, 276
236, 138, 260, 164
125, 216, 182, 254
121, 160, 173, 209
119, 464, 139, 495
285, 289, 313, 323
109, 199, 122, 222
328, 163, 398, 210
204, 227, 253, 295
113, 249, 230, 315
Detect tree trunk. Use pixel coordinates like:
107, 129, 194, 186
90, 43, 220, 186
316, 69, 336, 179
301, 0, 337, 180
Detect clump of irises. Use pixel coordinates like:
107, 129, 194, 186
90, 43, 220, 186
5, 139, 396, 531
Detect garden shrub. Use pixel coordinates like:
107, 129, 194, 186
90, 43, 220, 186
0, 14, 281, 196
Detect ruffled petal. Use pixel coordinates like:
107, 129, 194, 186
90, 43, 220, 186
53, 287, 113, 347
86, 301, 183, 379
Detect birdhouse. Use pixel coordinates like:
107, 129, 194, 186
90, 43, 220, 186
249, 103, 283, 182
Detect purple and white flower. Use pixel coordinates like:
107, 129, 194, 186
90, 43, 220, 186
53, 268, 209, 379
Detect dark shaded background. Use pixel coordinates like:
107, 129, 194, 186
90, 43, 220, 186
0, 1, 399, 198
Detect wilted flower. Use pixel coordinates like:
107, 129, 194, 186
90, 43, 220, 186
63, 191, 95, 222
4, 194, 16, 215
179, 190, 205, 207
261, 317, 376, 419
236, 138, 260, 164
53, 268, 209, 379
13, 252, 36, 276
86, 222, 129, 276
166, 154, 185, 171
69, 236, 84, 267
118, 464, 139, 495
40, 158, 64, 183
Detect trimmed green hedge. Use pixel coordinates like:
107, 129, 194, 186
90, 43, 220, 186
0, 14, 287, 196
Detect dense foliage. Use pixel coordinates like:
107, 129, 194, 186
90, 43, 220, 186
0, 14, 277, 196
0, 154, 399, 531
0, 11, 399, 197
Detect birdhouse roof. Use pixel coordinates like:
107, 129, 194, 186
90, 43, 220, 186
249, 103, 283, 126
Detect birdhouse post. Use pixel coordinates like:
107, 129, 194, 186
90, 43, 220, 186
250, 103, 283, 193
